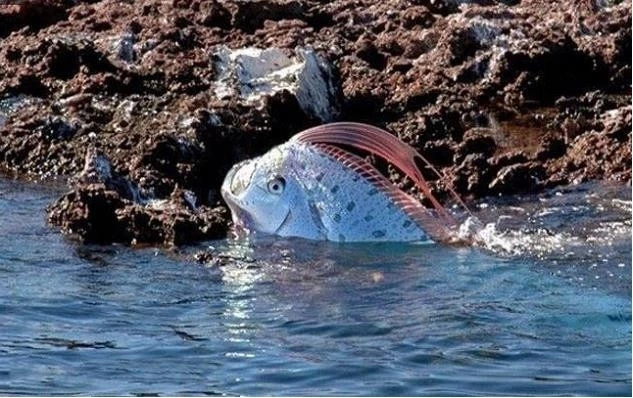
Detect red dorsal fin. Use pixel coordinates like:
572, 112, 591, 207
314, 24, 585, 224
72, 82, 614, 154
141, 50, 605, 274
292, 122, 472, 229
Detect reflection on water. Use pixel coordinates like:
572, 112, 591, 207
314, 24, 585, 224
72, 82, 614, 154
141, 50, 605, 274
0, 178, 631, 395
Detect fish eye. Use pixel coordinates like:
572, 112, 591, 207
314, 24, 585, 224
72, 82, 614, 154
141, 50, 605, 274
266, 176, 286, 194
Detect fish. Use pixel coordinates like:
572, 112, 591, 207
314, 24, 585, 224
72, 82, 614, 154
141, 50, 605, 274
220, 122, 470, 243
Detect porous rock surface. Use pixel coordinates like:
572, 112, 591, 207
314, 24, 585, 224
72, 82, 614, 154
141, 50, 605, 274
0, 0, 630, 245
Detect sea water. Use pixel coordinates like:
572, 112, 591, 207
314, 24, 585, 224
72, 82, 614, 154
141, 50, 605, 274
0, 177, 630, 395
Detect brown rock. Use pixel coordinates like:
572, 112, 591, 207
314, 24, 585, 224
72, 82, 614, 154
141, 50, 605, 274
0, 0, 629, 245
489, 162, 545, 195
47, 184, 126, 244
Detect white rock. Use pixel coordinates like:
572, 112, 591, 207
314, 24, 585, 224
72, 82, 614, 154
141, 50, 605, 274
212, 46, 339, 122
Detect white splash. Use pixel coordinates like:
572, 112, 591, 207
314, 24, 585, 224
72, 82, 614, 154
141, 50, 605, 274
468, 184, 631, 259
473, 222, 582, 258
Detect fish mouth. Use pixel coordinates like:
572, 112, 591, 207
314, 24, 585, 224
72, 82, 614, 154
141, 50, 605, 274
229, 204, 255, 232
221, 190, 254, 231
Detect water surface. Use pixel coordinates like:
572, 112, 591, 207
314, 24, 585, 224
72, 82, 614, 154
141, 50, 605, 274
0, 178, 630, 395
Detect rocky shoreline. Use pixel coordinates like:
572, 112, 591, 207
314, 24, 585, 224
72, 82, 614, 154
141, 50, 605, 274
0, 0, 630, 246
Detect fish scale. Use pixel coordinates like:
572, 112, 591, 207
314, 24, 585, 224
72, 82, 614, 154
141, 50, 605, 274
285, 143, 431, 242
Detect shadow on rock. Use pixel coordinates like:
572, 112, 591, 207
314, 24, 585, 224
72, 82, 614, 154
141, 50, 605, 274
48, 149, 228, 246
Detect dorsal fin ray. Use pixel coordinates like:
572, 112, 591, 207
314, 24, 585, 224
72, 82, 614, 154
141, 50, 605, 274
292, 122, 471, 228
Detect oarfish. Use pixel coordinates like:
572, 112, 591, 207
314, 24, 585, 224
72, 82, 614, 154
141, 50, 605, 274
221, 122, 469, 243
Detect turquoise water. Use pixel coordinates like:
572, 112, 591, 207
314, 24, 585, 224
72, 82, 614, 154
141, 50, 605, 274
0, 178, 631, 395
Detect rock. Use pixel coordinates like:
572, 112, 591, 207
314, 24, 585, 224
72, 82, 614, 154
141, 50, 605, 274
41, 38, 114, 80
535, 136, 566, 161
452, 153, 493, 197
197, 2, 232, 29
0, 0, 72, 38
454, 127, 497, 163
421, 139, 455, 167
48, 181, 228, 246
47, 184, 127, 244
48, 150, 229, 246
212, 46, 340, 122
230, 0, 305, 33
111, 33, 136, 63
355, 37, 387, 70
35, 115, 78, 141
601, 105, 632, 141
489, 162, 545, 195
490, 150, 529, 168
115, 200, 228, 247
77, 148, 143, 202
0, 0, 629, 246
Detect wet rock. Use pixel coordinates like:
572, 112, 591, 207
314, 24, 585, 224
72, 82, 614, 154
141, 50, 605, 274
489, 162, 545, 195
0, 0, 629, 246
48, 181, 228, 246
116, 197, 228, 247
452, 153, 494, 197
535, 136, 566, 161
48, 150, 229, 246
454, 127, 497, 163
192, 249, 231, 268
47, 184, 127, 244
192, 246, 256, 266
76, 148, 142, 202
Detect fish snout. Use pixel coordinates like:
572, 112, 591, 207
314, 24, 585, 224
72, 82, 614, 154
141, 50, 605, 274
222, 159, 256, 199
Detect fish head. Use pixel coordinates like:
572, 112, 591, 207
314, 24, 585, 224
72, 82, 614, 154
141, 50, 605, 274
221, 144, 299, 235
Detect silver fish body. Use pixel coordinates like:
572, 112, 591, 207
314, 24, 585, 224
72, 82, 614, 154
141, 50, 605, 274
221, 139, 433, 243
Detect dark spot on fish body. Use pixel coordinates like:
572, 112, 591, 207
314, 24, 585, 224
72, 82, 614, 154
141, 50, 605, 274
315, 173, 324, 182
367, 188, 379, 196
372, 230, 386, 238
402, 220, 412, 228
330, 185, 340, 194
346, 201, 356, 212
333, 213, 341, 223
364, 214, 374, 222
